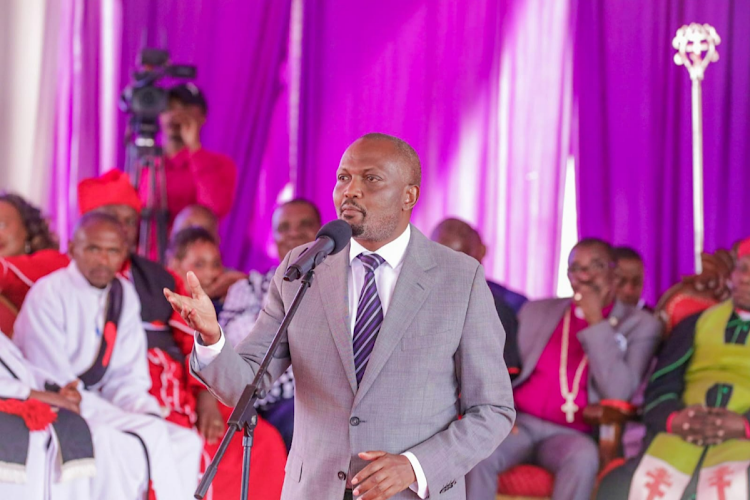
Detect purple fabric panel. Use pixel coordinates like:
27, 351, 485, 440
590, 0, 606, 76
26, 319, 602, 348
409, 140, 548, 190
49, 0, 107, 247
295, 0, 572, 297
117, 0, 292, 270
576, 0, 750, 304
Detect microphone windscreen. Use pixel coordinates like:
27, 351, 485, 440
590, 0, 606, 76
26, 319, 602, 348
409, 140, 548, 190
316, 220, 353, 255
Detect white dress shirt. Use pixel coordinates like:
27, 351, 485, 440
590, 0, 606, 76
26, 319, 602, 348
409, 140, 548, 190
194, 225, 429, 497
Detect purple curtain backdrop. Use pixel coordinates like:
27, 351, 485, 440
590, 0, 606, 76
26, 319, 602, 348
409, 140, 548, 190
49, 0, 117, 247
117, 0, 292, 270
575, 1, 750, 305
296, 0, 575, 297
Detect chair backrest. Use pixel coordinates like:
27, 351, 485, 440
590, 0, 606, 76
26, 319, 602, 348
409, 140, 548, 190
0, 294, 18, 338
655, 249, 734, 335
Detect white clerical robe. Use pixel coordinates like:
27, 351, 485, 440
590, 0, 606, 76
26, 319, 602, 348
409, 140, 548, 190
0, 331, 147, 500
13, 262, 202, 500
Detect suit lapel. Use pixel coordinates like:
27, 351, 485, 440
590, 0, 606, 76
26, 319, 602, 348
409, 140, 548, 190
353, 227, 436, 407
515, 298, 569, 385
317, 244, 358, 395
608, 300, 632, 329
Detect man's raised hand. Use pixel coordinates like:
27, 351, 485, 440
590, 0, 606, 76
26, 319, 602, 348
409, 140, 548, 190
163, 271, 221, 344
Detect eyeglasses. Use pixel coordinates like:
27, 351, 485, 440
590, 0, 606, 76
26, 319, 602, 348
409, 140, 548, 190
568, 261, 614, 275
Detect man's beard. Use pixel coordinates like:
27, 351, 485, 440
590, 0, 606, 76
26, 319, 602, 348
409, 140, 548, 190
350, 212, 400, 242
349, 223, 365, 237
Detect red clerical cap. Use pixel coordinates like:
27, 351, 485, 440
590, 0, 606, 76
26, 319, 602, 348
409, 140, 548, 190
738, 238, 750, 260
78, 170, 142, 215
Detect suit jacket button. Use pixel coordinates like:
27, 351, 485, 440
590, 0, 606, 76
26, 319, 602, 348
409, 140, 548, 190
338, 471, 347, 481
350, 417, 360, 426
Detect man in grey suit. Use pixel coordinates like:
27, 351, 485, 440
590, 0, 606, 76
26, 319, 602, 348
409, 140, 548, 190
467, 238, 662, 500
164, 133, 516, 500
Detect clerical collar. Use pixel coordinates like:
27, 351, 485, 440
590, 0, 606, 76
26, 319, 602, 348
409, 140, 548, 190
349, 225, 411, 270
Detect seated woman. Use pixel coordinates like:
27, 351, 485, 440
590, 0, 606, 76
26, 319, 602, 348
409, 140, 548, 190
598, 237, 750, 500
0, 194, 69, 310
167, 227, 226, 313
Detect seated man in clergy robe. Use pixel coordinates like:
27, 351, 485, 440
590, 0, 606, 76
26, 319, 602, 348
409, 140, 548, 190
12, 213, 202, 500
0, 329, 150, 500
467, 238, 662, 500
77, 170, 224, 439
597, 237, 750, 500
78, 170, 286, 500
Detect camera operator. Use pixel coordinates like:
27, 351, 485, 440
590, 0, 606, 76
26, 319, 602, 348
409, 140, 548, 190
138, 83, 238, 225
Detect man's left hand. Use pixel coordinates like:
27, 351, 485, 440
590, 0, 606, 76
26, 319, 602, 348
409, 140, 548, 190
352, 451, 416, 500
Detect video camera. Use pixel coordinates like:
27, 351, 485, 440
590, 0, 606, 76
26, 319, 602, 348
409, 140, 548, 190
120, 48, 197, 144
120, 48, 197, 263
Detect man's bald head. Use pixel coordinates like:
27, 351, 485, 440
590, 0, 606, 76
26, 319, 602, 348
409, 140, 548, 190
359, 133, 422, 186
333, 133, 421, 250
431, 218, 486, 263
171, 204, 219, 242
70, 212, 128, 288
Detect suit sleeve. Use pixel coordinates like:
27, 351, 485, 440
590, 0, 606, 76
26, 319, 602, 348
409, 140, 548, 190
642, 314, 699, 434
188, 149, 237, 218
190, 253, 292, 407
577, 311, 662, 401
407, 265, 516, 490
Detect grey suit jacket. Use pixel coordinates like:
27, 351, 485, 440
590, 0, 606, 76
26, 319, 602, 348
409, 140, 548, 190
513, 298, 662, 403
191, 226, 515, 499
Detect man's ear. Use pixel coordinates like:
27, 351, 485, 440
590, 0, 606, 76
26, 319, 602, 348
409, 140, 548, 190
478, 243, 487, 263
404, 185, 420, 210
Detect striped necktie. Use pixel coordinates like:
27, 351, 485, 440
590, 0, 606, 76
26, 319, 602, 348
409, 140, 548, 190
353, 253, 385, 386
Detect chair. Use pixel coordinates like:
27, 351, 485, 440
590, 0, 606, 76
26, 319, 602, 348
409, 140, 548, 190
496, 399, 636, 499
655, 249, 733, 335
0, 294, 18, 338
497, 249, 735, 500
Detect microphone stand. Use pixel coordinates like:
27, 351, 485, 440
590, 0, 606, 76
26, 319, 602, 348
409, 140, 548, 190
195, 269, 315, 500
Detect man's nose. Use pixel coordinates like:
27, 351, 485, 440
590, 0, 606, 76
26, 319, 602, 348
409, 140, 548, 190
343, 179, 363, 198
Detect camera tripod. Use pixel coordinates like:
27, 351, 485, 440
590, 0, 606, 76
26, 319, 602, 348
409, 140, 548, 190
124, 135, 169, 263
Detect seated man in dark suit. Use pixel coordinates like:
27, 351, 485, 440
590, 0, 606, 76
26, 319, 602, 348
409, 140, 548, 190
431, 217, 521, 379
431, 217, 527, 312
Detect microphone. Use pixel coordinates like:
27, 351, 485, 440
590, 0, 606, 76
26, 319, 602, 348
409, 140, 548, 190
283, 219, 352, 281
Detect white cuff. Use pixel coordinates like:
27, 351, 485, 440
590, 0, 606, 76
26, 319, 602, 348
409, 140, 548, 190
402, 451, 429, 499
193, 326, 226, 370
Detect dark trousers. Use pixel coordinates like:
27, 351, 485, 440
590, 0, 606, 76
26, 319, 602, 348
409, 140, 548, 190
343, 489, 353, 500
